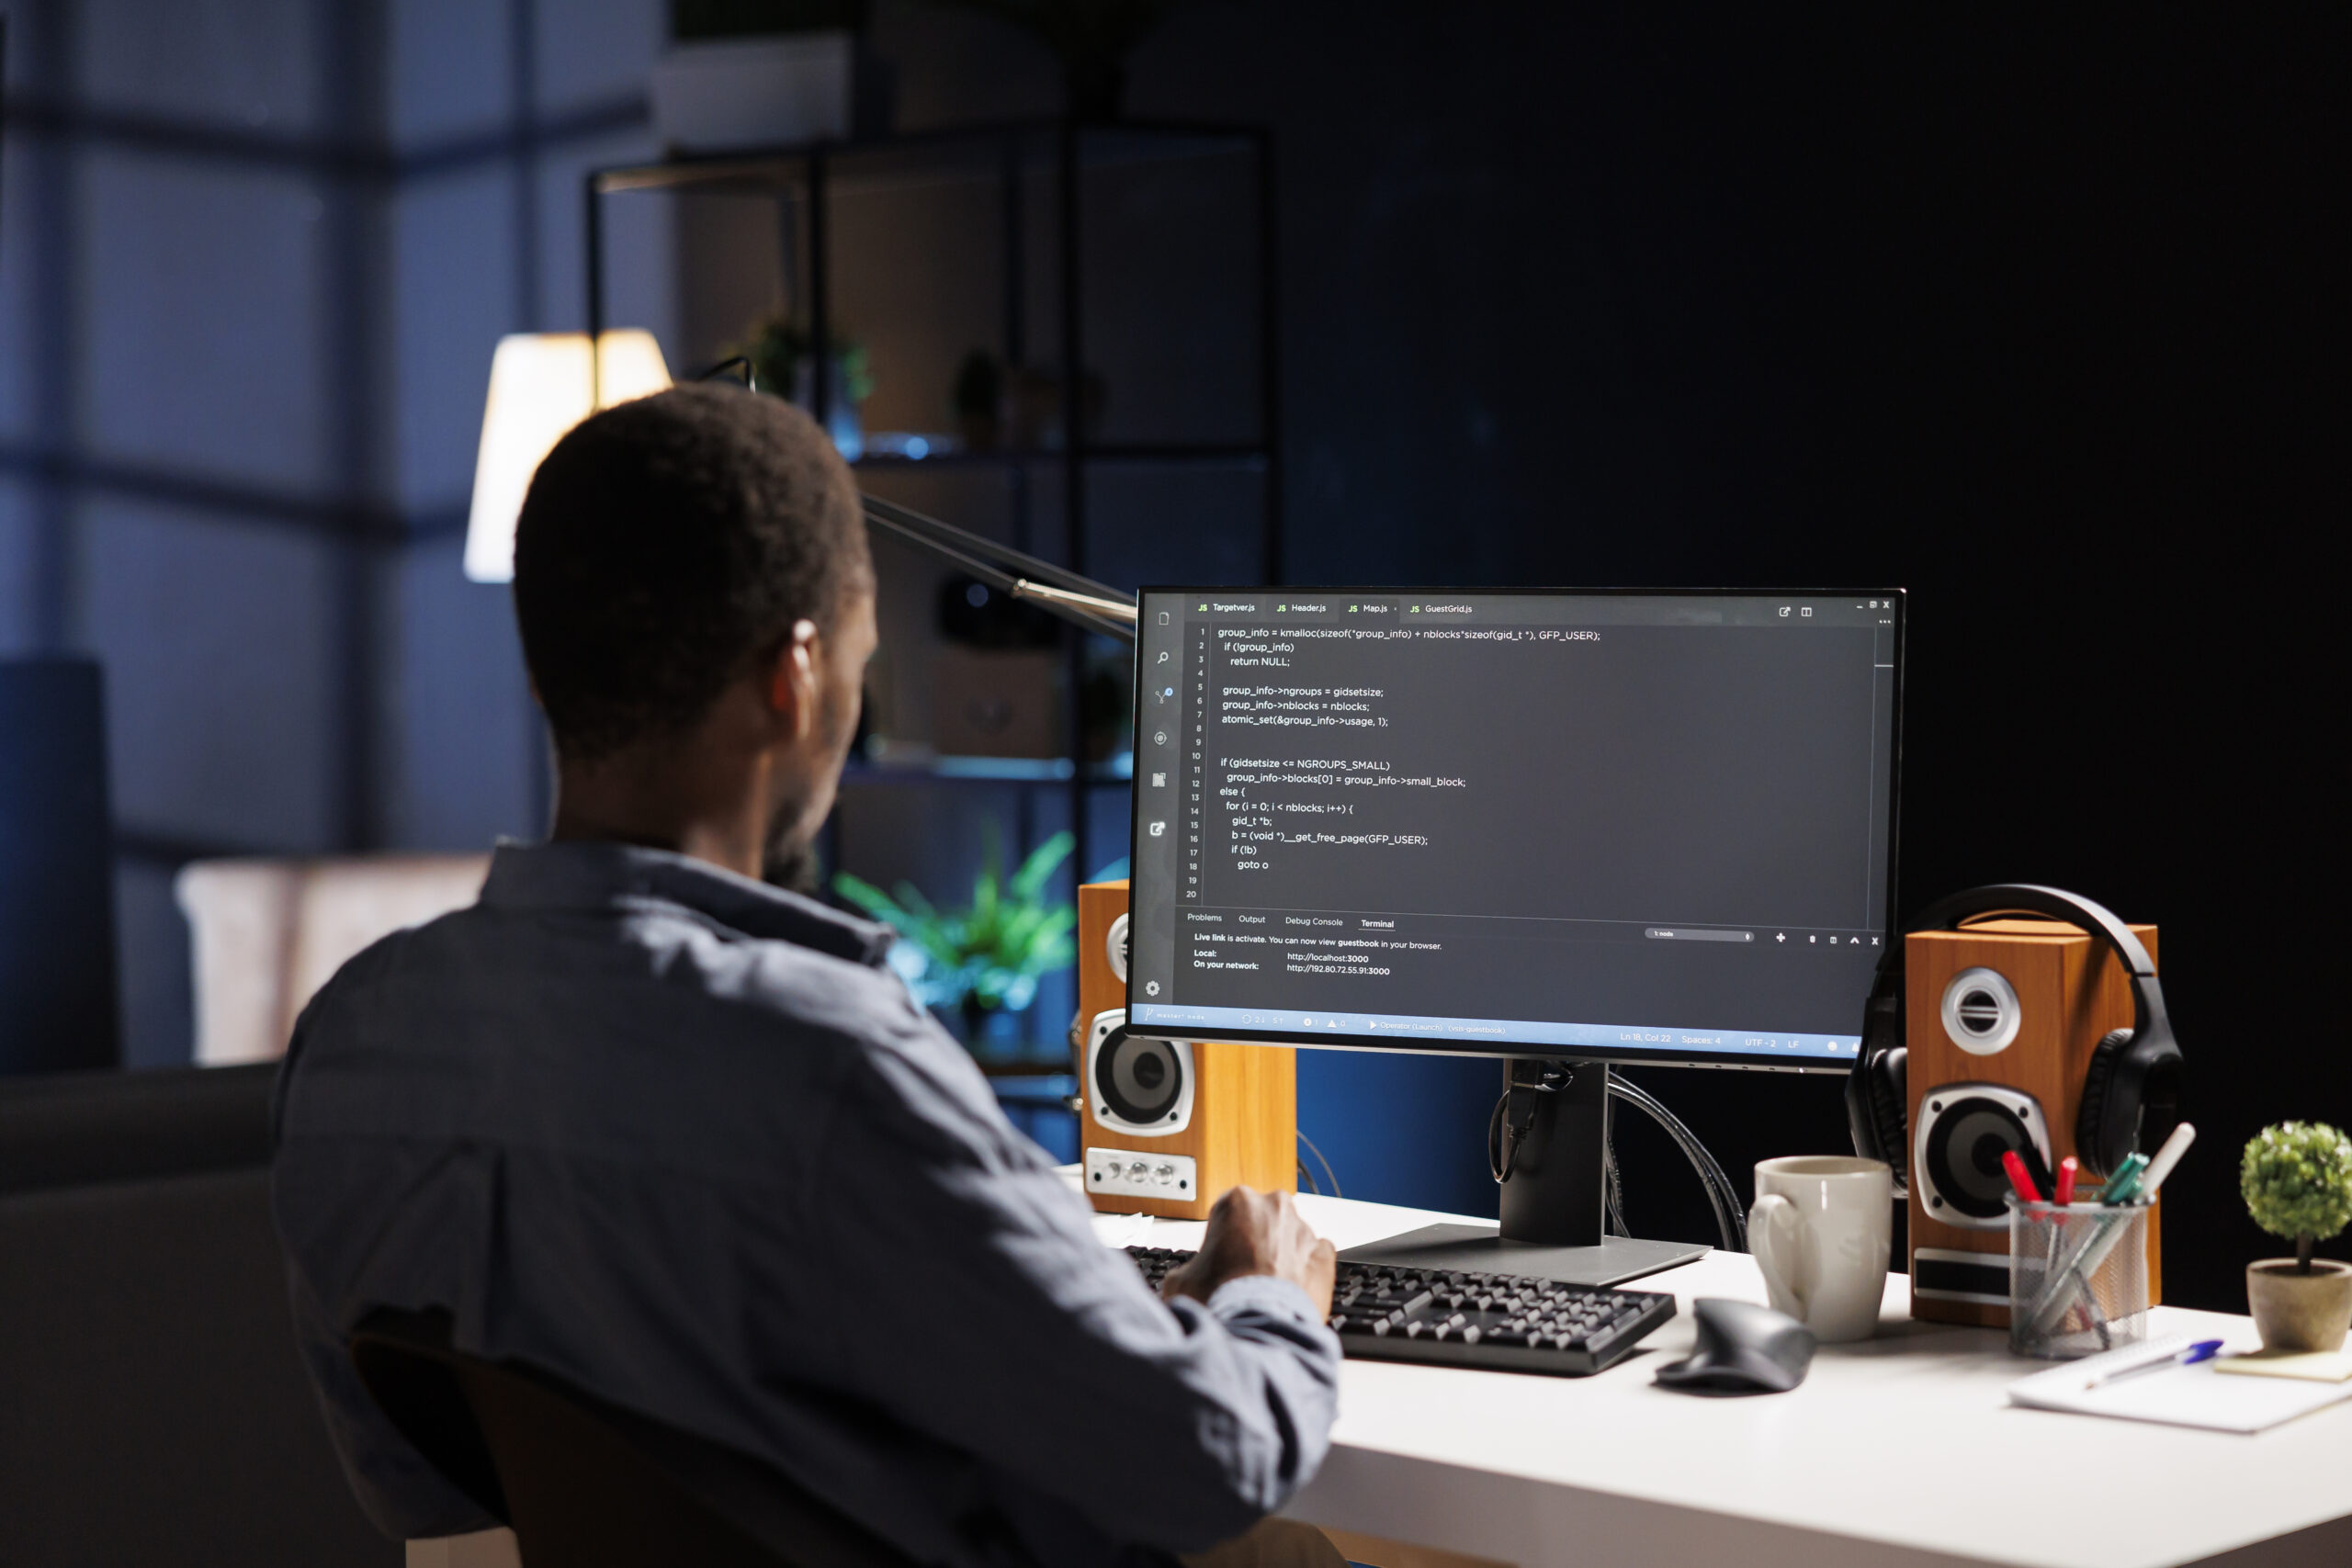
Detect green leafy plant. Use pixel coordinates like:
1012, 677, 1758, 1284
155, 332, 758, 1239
730, 314, 874, 407
2242, 1121, 2352, 1273
834, 829, 1076, 1025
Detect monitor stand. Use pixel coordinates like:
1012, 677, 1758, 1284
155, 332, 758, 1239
1336, 1061, 1710, 1288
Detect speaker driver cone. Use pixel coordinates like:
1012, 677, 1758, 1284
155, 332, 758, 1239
1098, 1035, 1184, 1125
1922, 1095, 2031, 1223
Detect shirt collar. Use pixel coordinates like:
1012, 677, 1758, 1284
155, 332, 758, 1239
480, 839, 895, 967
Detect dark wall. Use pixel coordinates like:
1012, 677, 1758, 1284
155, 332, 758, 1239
1060, 5, 2349, 1308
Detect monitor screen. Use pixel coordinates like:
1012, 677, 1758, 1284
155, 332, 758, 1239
1125, 589, 1903, 1069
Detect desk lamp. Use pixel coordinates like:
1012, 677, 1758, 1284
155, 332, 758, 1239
462, 331, 673, 583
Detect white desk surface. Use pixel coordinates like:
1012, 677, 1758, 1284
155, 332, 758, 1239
1081, 1184, 2352, 1568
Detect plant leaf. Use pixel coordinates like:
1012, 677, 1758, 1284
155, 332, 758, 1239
1010, 829, 1076, 903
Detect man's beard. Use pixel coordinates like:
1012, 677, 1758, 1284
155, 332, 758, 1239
762, 827, 821, 895
761, 678, 855, 897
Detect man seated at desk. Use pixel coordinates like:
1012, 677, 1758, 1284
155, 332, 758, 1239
271, 385, 1343, 1568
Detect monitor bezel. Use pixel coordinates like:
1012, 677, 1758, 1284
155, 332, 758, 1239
1122, 585, 1906, 1070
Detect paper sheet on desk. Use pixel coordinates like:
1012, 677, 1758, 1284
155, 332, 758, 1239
2010, 1346, 2352, 1433
1091, 1212, 1162, 1249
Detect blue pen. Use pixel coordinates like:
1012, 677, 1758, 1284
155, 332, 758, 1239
2083, 1338, 2223, 1389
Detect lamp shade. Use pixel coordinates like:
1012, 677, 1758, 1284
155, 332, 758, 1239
462, 330, 673, 582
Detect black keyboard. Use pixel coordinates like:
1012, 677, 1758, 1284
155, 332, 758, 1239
1125, 1247, 1678, 1376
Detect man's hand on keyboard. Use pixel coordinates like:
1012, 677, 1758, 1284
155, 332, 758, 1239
1159, 1187, 1337, 1319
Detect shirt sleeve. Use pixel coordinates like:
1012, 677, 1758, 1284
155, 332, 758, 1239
808, 1038, 1342, 1554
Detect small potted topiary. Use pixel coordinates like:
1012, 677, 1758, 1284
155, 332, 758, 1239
2241, 1121, 2352, 1352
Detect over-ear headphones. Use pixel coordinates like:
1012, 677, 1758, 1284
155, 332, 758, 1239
1847, 884, 2184, 1192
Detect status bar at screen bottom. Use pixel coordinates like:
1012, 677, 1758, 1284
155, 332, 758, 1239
1127, 1002, 1860, 1060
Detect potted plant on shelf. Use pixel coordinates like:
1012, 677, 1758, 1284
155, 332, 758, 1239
731, 312, 873, 459
2241, 1121, 2352, 1352
834, 829, 1077, 1054
953, 349, 1004, 453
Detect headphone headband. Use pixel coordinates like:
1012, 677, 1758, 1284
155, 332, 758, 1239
1902, 884, 2163, 1045
1910, 883, 2155, 976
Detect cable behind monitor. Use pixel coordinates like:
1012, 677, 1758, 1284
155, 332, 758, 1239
1489, 1064, 1747, 1254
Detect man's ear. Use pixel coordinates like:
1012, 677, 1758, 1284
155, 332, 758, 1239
764, 620, 822, 740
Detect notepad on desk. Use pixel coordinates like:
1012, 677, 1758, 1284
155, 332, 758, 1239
2009, 1335, 2352, 1433
2213, 1348, 2352, 1382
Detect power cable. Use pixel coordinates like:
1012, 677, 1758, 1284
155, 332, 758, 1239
1609, 1075, 1747, 1252
1486, 1065, 1738, 1251
1296, 1132, 1342, 1201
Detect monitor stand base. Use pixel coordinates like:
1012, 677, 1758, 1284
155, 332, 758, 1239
1338, 1224, 1706, 1288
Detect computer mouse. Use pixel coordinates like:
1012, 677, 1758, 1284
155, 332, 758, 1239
1652, 1297, 1816, 1395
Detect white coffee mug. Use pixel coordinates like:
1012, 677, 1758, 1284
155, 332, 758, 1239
1750, 1156, 1894, 1343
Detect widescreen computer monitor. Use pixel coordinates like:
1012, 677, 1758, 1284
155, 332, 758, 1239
1123, 588, 1903, 1276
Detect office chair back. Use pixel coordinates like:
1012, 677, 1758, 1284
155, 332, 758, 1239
351, 1310, 918, 1568
0, 1065, 386, 1562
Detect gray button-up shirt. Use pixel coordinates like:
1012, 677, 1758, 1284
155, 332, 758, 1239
272, 841, 1340, 1567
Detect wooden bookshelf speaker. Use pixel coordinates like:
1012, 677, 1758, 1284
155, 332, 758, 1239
1907, 918, 2164, 1326
1074, 880, 1295, 1220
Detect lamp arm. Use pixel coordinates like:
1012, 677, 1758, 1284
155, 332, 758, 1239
858, 492, 1136, 644
1006, 578, 1140, 626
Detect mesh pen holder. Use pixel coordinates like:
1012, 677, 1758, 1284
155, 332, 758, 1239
2008, 1197, 2152, 1359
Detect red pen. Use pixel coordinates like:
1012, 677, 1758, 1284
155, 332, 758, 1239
2054, 1156, 2079, 1206
2002, 1148, 2043, 1204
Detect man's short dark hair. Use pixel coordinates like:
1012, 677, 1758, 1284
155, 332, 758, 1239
514, 384, 870, 763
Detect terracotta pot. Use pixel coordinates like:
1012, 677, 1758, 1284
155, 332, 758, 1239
2245, 1258, 2352, 1352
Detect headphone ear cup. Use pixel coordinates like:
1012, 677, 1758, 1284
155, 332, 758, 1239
1848, 964, 1908, 1188
1848, 1044, 1909, 1190
2074, 1029, 2132, 1180
1869, 1046, 1907, 1193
